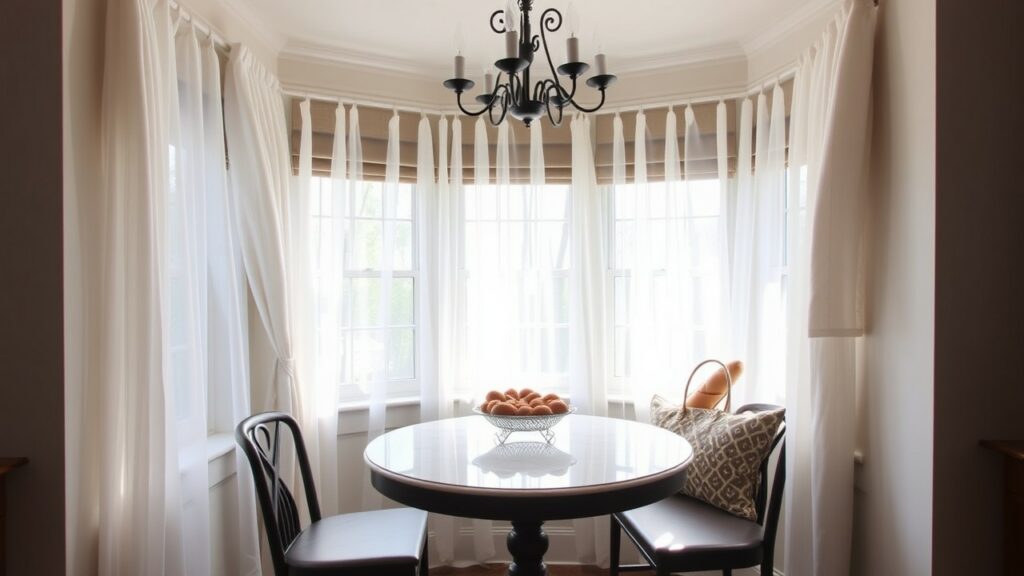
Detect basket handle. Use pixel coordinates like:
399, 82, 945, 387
682, 359, 733, 415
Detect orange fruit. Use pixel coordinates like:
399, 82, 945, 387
491, 402, 517, 416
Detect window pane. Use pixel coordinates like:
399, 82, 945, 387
467, 185, 498, 220
348, 278, 381, 327
354, 181, 382, 218
352, 220, 382, 269
650, 219, 666, 270
393, 221, 413, 271
614, 276, 629, 325
615, 221, 634, 269
539, 222, 569, 270
391, 277, 414, 326
387, 328, 415, 380
351, 330, 387, 384
690, 218, 718, 268
506, 185, 527, 220
615, 184, 635, 219
540, 185, 569, 220
687, 179, 720, 217
396, 183, 413, 220
614, 326, 630, 377
553, 276, 569, 325
348, 277, 414, 327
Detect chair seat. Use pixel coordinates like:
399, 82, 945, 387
615, 494, 765, 571
286, 507, 428, 572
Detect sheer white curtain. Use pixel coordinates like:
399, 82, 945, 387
784, 1, 876, 574
429, 116, 475, 564
417, 114, 439, 427
168, 19, 213, 576
295, 99, 342, 517
729, 87, 789, 409
622, 110, 657, 422
423, 116, 457, 424
199, 34, 262, 576
619, 107, 730, 421
568, 113, 611, 566
74, 0, 261, 573
355, 111, 402, 510
223, 46, 297, 416
224, 45, 325, 526
87, 0, 176, 571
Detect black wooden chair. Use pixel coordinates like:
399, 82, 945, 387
236, 411, 428, 576
610, 403, 786, 576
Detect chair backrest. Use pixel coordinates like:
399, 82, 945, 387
734, 403, 786, 562
236, 411, 322, 575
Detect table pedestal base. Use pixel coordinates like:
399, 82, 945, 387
507, 521, 549, 576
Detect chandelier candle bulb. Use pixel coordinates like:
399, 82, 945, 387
506, 30, 519, 59
455, 55, 466, 79
595, 53, 607, 75
485, 71, 494, 94
567, 35, 580, 63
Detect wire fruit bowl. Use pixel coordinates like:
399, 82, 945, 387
473, 406, 577, 444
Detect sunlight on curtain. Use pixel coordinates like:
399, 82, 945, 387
783, 2, 876, 574
79, 0, 261, 572
729, 87, 789, 409
198, 33, 262, 576
295, 99, 342, 518
619, 107, 732, 421
568, 114, 612, 566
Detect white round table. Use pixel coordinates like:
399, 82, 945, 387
364, 414, 693, 576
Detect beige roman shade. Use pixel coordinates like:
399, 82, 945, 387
288, 80, 790, 185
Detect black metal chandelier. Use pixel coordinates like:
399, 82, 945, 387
443, 0, 617, 128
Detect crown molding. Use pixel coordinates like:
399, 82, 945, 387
281, 40, 445, 78
612, 43, 747, 74
218, 0, 287, 53
281, 38, 748, 82
741, 0, 842, 55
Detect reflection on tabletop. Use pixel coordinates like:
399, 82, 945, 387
471, 441, 577, 478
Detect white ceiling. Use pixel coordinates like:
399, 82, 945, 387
245, 0, 837, 76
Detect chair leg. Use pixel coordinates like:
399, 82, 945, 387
722, 570, 732, 576
609, 517, 621, 576
420, 536, 429, 576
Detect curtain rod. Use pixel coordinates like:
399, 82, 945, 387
169, 1, 231, 54
592, 65, 799, 116
280, 87, 450, 117
281, 64, 800, 119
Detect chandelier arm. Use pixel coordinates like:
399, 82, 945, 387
511, 74, 525, 107
544, 83, 564, 127
537, 8, 571, 100
489, 9, 507, 34
488, 89, 511, 126
560, 75, 580, 104
456, 90, 499, 117
566, 88, 608, 113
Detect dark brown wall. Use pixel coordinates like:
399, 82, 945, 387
934, 0, 1024, 574
0, 0, 66, 574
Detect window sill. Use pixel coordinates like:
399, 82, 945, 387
207, 432, 238, 489
207, 432, 235, 462
337, 396, 421, 413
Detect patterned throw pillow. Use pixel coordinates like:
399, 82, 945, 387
651, 395, 784, 521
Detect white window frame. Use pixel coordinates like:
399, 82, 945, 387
310, 177, 420, 403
